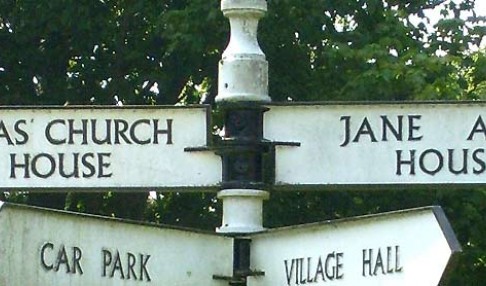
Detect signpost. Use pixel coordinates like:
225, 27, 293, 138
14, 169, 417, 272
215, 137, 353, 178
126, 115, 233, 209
265, 102, 486, 189
0, 200, 461, 286
248, 206, 461, 286
0, 106, 221, 191
0, 201, 233, 285
0, 1, 466, 285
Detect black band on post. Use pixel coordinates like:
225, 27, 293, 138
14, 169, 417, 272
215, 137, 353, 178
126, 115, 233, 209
218, 103, 269, 190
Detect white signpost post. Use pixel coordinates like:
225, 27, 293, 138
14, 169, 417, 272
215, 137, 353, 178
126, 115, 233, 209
0, 106, 221, 191
0, 201, 233, 285
265, 102, 486, 189
248, 206, 461, 286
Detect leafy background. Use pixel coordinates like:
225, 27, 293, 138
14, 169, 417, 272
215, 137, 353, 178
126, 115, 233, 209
1, 0, 485, 284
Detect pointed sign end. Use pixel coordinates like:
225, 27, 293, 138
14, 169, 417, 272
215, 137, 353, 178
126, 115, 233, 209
431, 206, 462, 254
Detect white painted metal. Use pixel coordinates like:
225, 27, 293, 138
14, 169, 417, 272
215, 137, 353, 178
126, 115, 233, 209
216, 0, 270, 103
216, 0, 270, 234
248, 207, 461, 286
0, 202, 233, 285
265, 102, 486, 188
217, 189, 269, 233
0, 106, 221, 190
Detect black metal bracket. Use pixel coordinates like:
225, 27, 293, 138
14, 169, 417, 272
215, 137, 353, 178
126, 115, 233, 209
213, 237, 265, 285
186, 103, 270, 190
218, 103, 267, 190
184, 103, 301, 190
186, 102, 298, 285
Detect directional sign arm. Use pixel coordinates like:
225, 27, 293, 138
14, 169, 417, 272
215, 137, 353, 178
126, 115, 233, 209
248, 206, 461, 286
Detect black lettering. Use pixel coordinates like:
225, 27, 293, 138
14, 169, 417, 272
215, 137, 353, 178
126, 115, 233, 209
102, 250, 112, 277
298, 257, 306, 284
14, 119, 29, 145
59, 153, 80, 178
127, 252, 137, 280
32, 153, 56, 179
408, 115, 423, 141
395, 246, 403, 272
295, 257, 299, 284
40, 242, 54, 271
473, 148, 486, 174
111, 250, 125, 279
467, 115, 486, 140
10, 153, 30, 178
381, 115, 403, 141
396, 150, 416, 175
386, 246, 394, 274
81, 153, 96, 178
362, 249, 373, 277
153, 119, 173, 145
55, 245, 71, 273
325, 252, 336, 280
68, 119, 88, 145
352, 117, 377, 143
306, 257, 314, 283
285, 259, 295, 285
448, 149, 468, 175
373, 248, 385, 276
130, 119, 151, 145
45, 119, 66, 145
314, 257, 325, 282
419, 149, 443, 175
336, 252, 344, 279
139, 254, 151, 282
114, 119, 132, 144
73, 246, 83, 274
0, 120, 14, 145
340, 116, 351, 147
98, 153, 112, 178
92, 119, 112, 145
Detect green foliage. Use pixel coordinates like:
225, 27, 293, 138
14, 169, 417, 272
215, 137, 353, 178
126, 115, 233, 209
1, 0, 486, 284
0, 0, 225, 105
145, 192, 221, 230
262, 0, 486, 101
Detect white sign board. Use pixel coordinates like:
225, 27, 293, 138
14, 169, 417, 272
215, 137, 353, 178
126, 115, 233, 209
248, 206, 461, 286
265, 102, 486, 188
0, 106, 221, 191
0, 201, 233, 285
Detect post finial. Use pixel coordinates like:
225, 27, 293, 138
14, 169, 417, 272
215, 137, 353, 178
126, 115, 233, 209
216, 0, 271, 103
